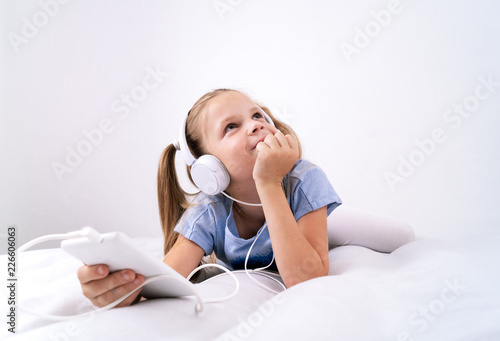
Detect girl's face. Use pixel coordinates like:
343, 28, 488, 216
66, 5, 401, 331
201, 91, 278, 184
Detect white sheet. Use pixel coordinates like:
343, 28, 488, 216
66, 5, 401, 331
2, 236, 499, 340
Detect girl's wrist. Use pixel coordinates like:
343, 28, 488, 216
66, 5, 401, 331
255, 180, 283, 197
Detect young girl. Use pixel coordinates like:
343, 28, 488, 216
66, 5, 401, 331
77, 89, 414, 308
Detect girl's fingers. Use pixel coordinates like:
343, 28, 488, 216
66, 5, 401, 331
82, 269, 137, 298
264, 134, 280, 149
262, 131, 287, 149
93, 274, 145, 308
273, 131, 291, 148
78, 264, 146, 308
272, 131, 297, 151
77, 264, 109, 284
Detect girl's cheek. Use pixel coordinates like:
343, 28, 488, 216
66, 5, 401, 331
225, 159, 245, 177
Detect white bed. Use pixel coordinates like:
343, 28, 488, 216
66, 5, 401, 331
3, 232, 499, 341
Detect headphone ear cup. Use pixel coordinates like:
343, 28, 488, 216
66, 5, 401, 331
190, 155, 230, 195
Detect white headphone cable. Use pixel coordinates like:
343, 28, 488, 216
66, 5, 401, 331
17, 226, 103, 253
13, 227, 242, 320
221, 191, 262, 207
244, 223, 286, 294
186, 263, 240, 304
17, 274, 205, 321
220, 193, 287, 293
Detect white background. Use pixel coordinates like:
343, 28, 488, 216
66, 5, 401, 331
1, 0, 499, 250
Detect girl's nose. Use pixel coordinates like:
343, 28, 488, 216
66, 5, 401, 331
249, 121, 264, 134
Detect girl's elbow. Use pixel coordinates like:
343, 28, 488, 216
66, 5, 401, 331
283, 263, 329, 288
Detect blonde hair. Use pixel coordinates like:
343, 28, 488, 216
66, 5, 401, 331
157, 89, 302, 257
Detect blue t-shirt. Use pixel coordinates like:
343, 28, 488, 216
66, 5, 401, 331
174, 159, 341, 270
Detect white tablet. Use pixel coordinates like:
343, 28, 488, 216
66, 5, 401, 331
61, 232, 195, 299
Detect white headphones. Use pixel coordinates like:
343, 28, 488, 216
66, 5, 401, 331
173, 106, 275, 196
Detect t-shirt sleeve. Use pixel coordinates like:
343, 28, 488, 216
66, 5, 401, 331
287, 162, 342, 221
173, 204, 216, 256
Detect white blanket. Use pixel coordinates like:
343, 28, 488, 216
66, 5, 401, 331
2, 236, 499, 340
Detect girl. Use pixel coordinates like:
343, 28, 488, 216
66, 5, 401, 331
77, 89, 414, 308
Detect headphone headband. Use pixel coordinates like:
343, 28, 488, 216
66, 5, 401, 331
175, 112, 196, 166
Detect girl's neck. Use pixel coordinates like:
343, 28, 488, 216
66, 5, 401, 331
232, 202, 265, 239
226, 181, 266, 239
225, 180, 262, 206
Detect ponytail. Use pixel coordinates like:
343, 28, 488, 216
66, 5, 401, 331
157, 143, 190, 255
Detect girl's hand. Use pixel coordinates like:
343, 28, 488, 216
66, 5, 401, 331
77, 264, 145, 308
253, 131, 299, 186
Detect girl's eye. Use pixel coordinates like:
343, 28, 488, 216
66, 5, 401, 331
224, 123, 236, 134
253, 112, 263, 119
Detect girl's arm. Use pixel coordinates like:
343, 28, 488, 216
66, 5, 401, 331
162, 234, 205, 278
257, 182, 329, 288
254, 132, 329, 288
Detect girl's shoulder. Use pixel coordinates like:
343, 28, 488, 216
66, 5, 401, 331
182, 192, 230, 221
283, 159, 335, 197
284, 159, 341, 220
285, 159, 325, 181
